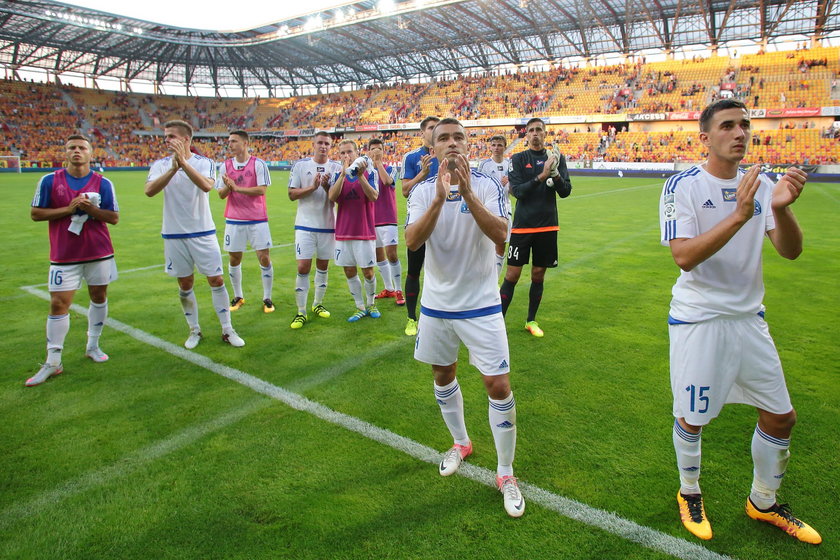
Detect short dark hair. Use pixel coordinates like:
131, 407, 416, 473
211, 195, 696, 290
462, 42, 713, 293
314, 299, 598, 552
525, 117, 546, 130
699, 99, 748, 132
368, 138, 385, 150
230, 130, 249, 142
420, 116, 441, 130
163, 119, 193, 138
314, 130, 331, 139
66, 134, 91, 144
431, 117, 464, 143
489, 135, 507, 146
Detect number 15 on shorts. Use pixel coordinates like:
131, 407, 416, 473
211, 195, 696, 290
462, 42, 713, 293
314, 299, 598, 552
685, 384, 710, 414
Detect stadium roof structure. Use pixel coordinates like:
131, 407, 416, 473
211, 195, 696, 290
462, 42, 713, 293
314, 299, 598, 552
2, 0, 839, 93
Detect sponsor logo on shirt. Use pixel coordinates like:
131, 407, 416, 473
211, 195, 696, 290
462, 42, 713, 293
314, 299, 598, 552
316, 166, 325, 172
446, 190, 462, 202
702, 199, 716, 209
721, 188, 736, 201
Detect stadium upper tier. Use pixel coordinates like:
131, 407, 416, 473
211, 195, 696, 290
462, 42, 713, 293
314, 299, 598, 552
2, 47, 839, 166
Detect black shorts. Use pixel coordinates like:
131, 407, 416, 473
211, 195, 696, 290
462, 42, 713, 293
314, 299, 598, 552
507, 231, 558, 268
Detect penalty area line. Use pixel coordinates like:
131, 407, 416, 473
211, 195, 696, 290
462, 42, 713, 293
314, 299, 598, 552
17, 284, 733, 560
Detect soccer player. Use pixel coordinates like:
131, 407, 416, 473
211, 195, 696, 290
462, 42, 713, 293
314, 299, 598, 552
145, 120, 244, 349
27, 135, 119, 387
216, 130, 274, 313
500, 118, 572, 337
406, 118, 523, 518
661, 99, 820, 544
368, 138, 404, 305
329, 140, 380, 322
287, 131, 341, 329
401, 116, 440, 335
477, 134, 511, 276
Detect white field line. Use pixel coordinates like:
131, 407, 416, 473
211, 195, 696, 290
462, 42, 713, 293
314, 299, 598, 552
12, 284, 733, 560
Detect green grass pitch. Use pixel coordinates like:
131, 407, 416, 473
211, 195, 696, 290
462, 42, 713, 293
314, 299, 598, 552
0, 170, 837, 559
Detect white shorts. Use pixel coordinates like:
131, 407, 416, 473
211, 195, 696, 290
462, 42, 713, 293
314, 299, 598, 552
295, 229, 335, 261
375, 225, 399, 249
48, 258, 117, 292
669, 314, 792, 426
335, 239, 376, 268
164, 235, 224, 278
224, 221, 272, 253
415, 312, 510, 376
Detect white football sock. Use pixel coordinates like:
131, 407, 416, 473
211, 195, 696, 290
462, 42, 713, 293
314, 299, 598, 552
260, 264, 273, 300
435, 379, 469, 446
377, 260, 393, 292
295, 273, 310, 313
364, 276, 377, 307
179, 289, 200, 330
86, 299, 108, 350
750, 425, 791, 510
489, 392, 516, 477
390, 259, 402, 292
210, 285, 232, 330
346, 275, 364, 310
228, 264, 243, 299
673, 419, 702, 495
45, 313, 69, 366
313, 268, 328, 306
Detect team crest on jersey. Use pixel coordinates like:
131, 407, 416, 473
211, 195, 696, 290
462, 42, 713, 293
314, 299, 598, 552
446, 190, 462, 202
754, 200, 761, 215
721, 188, 737, 202
460, 201, 471, 214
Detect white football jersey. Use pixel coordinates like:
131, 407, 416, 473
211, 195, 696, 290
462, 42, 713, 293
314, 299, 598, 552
147, 154, 217, 237
408, 171, 507, 315
660, 165, 776, 322
477, 157, 510, 188
288, 157, 342, 231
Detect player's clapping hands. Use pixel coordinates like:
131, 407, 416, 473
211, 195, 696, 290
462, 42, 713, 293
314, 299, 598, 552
772, 166, 807, 210
734, 165, 762, 222
168, 137, 189, 169
222, 174, 238, 193
419, 153, 432, 175
451, 154, 473, 200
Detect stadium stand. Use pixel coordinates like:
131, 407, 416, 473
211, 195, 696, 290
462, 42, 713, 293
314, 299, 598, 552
3, 47, 840, 167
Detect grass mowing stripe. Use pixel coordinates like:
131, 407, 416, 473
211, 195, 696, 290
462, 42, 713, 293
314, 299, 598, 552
0, 398, 272, 529
19, 284, 734, 560
567, 182, 663, 200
